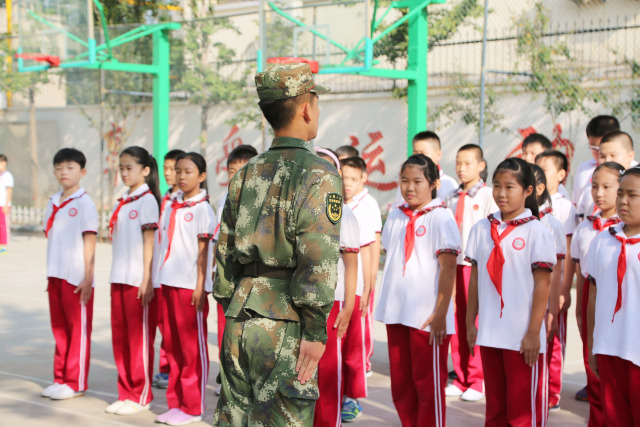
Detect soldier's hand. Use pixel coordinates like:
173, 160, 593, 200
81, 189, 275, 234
296, 340, 325, 384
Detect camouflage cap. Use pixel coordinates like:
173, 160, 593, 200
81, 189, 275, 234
255, 63, 330, 102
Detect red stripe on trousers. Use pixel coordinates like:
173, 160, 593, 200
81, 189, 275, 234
451, 265, 484, 392
157, 286, 170, 374
365, 291, 375, 372
47, 278, 93, 392
0, 209, 8, 245
342, 295, 367, 399
480, 346, 547, 427
386, 324, 450, 427
581, 279, 604, 427
162, 286, 209, 416
217, 302, 226, 359
314, 301, 343, 427
597, 354, 640, 427
546, 311, 566, 407
110, 283, 157, 405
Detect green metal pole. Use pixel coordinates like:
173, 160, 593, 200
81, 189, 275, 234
405, 1, 428, 156
153, 29, 171, 194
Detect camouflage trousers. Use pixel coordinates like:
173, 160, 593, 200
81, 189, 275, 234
214, 317, 319, 427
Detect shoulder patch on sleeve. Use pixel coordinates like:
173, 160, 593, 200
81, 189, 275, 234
326, 193, 343, 224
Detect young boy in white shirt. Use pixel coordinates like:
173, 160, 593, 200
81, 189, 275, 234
412, 131, 458, 199
521, 133, 569, 198
41, 148, 98, 400
0, 154, 14, 253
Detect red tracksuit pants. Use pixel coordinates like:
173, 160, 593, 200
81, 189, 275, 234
386, 324, 450, 427
546, 311, 566, 407
157, 286, 169, 374
314, 301, 343, 427
581, 278, 604, 427
111, 283, 157, 405
365, 291, 374, 372
162, 286, 209, 416
217, 302, 226, 358
47, 277, 93, 392
481, 346, 548, 427
342, 295, 367, 399
597, 355, 640, 427
451, 265, 484, 392
0, 209, 8, 245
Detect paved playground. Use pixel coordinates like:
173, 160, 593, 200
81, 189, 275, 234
1, 233, 588, 426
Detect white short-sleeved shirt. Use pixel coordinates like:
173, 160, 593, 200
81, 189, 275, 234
445, 181, 498, 265
43, 188, 98, 286
545, 193, 578, 236
572, 159, 598, 205
572, 214, 620, 278
585, 223, 640, 367
335, 205, 360, 302
558, 183, 570, 200
465, 210, 556, 353
152, 190, 179, 287
348, 189, 381, 296
540, 210, 566, 259
158, 189, 217, 292
0, 170, 14, 206
214, 190, 227, 241
376, 199, 461, 331
109, 184, 160, 287
390, 169, 459, 209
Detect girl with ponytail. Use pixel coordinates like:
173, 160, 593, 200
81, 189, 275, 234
465, 157, 556, 426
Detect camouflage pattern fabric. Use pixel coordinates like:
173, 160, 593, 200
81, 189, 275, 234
255, 63, 329, 101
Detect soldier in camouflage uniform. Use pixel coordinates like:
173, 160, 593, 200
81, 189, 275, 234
213, 63, 343, 426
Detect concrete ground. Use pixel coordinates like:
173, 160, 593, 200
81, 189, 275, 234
0, 233, 588, 426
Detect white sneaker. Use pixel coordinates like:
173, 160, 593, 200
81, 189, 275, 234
41, 383, 63, 398
461, 388, 485, 402
365, 370, 373, 378
165, 409, 203, 425
114, 399, 150, 415
215, 384, 221, 396
49, 384, 85, 400
444, 384, 464, 397
105, 400, 127, 414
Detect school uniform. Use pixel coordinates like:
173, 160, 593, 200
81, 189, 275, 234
43, 188, 98, 392
571, 213, 620, 427
109, 183, 160, 406
214, 190, 227, 356
465, 210, 556, 427
315, 205, 360, 427
445, 180, 497, 393
391, 168, 458, 210
0, 170, 14, 245
376, 199, 460, 427
158, 189, 216, 416
584, 223, 640, 427
347, 188, 381, 376
575, 160, 637, 219
572, 159, 598, 207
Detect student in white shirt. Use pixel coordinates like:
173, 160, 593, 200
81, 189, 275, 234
412, 131, 459, 199
0, 154, 14, 251
40, 148, 98, 401
586, 167, 640, 427
376, 154, 460, 427
106, 146, 161, 416
152, 149, 185, 390
521, 133, 570, 198
571, 161, 624, 427
156, 152, 216, 426
466, 158, 555, 427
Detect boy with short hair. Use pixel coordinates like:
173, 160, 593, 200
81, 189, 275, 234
0, 154, 14, 253
412, 131, 458, 199
41, 148, 98, 400
445, 143, 497, 401
536, 149, 579, 410
522, 133, 570, 198
340, 155, 379, 422
336, 145, 359, 160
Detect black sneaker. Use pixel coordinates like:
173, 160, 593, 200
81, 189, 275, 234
575, 386, 588, 402
448, 370, 458, 380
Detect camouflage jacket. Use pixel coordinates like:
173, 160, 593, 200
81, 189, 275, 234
214, 137, 342, 343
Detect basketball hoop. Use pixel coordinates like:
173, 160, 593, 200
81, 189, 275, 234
15, 53, 61, 68
267, 57, 320, 73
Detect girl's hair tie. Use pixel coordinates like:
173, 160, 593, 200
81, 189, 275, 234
314, 147, 341, 171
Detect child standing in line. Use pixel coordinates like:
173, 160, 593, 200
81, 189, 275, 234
336, 145, 359, 160
106, 146, 161, 416
41, 148, 98, 401
571, 162, 624, 427
376, 154, 460, 427
152, 149, 185, 390
586, 167, 640, 427
412, 131, 459, 199
521, 133, 570, 199
313, 148, 360, 427
466, 158, 555, 427
0, 154, 14, 253
445, 144, 496, 402
156, 152, 216, 426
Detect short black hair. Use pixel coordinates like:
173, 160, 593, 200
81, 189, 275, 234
586, 115, 620, 138
259, 92, 315, 131
228, 145, 258, 167
458, 144, 484, 162
599, 131, 634, 151
536, 150, 569, 173
165, 149, 186, 161
336, 145, 359, 158
53, 148, 86, 169
522, 133, 552, 151
341, 156, 367, 173
412, 131, 441, 149
401, 154, 439, 199
0, 154, 7, 162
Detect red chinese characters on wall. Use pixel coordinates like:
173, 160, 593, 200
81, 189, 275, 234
216, 125, 243, 186
349, 131, 399, 191
506, 124, 575, 170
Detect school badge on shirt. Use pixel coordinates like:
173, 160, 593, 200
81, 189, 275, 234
326, 193, 343, 224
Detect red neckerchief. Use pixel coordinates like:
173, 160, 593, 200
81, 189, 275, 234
160, 191, 173, 215
539, 206, 553, 218
399, 202, 446, 275
486, 213, 537, 317
453, 180, 485, 230
161, 194, 210, 268
609, 226, 640, 322
45, 192, 86, 238
587, 214, 620, 232
108, 189, 152, 239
